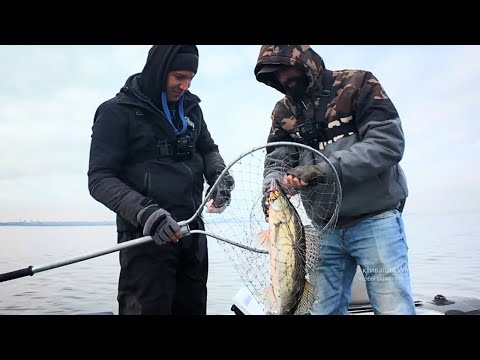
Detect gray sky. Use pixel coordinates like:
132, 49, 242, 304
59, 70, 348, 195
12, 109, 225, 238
0, 45, 478, 221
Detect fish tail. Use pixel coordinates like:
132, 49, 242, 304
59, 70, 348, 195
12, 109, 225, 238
293, 280, 317, 315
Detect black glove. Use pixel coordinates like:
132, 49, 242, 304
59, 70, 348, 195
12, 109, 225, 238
137, 205, 181, 245
206, 173, 235, 210
287, 165, 327, 185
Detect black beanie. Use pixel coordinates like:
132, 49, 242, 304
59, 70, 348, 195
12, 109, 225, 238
170, 45, 199, 73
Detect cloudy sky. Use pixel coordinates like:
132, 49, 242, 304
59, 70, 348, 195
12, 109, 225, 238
0, 45, 478, 222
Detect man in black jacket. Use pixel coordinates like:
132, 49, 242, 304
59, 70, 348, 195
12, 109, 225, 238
88, 45, 234, 315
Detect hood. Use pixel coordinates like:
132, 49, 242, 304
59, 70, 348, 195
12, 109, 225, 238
253, 45, 326, 96
138, 45, 199, 107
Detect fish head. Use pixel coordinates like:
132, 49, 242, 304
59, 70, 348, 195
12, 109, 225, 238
267, 178, 290, 213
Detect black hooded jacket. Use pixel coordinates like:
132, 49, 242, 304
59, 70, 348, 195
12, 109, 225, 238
88, 45, 226, 232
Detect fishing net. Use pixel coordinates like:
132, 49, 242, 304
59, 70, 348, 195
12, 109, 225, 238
202, 142, 341, 315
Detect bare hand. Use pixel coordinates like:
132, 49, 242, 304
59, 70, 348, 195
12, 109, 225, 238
283, 174, 308, 188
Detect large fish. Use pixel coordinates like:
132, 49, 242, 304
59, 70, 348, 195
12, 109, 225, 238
257, 178, 316, 315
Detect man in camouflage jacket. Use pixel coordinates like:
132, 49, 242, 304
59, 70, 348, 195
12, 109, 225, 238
254, 45, 415, 315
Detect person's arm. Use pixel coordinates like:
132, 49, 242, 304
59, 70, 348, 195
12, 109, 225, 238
87, 104, 151, 227
263, 99, 300, 190
322, 71, 405, 186
195, 107, 229, 183
196, 108, 234, 210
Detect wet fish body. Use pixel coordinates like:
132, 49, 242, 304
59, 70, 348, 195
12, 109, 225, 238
257, 179, 314, 315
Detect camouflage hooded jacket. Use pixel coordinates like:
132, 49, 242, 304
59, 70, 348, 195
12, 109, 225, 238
255, 45, 408, 226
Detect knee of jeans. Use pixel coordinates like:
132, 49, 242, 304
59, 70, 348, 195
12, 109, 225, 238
368, 288, 416, 315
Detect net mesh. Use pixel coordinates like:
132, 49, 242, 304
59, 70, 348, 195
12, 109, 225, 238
202, 143, 341, 314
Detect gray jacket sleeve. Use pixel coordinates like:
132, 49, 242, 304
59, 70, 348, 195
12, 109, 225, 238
263, 146, 300, 193
320, 72, 405, 186
262, 101, 303, 192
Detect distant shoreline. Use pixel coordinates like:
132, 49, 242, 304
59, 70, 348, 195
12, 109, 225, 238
0, 221, 115, 227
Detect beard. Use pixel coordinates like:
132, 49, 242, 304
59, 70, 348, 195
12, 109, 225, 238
286, 75, 309, 101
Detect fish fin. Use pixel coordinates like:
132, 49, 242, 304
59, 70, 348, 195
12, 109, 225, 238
259, 284, 276, 314
293, 280, 317, 315
256, 230, 271, 250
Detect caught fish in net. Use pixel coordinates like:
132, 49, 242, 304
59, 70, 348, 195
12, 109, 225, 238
202, 142, 342, 315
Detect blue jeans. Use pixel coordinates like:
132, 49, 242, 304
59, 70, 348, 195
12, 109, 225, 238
309, 209, 416, 315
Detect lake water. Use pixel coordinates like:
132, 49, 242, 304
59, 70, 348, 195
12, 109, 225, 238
0, 211, 479, 315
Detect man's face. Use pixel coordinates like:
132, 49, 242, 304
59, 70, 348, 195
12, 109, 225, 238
275, 66, 308, 100
166, 70, 195, 102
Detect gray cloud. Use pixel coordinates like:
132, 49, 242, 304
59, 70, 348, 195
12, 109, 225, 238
0, 45, 478, 221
